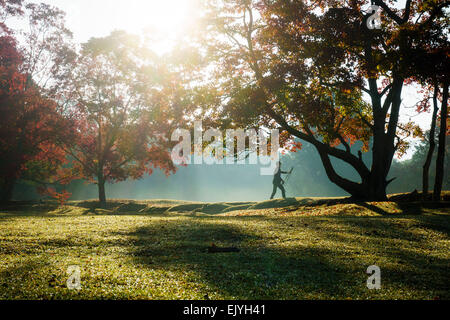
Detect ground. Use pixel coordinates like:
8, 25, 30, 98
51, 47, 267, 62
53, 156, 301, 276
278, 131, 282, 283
0, 193, 449, 300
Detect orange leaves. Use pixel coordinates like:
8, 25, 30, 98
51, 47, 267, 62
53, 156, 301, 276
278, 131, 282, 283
38, 186, 71, 206
0, 24, 80, 204
288, 141, 303, 153
341, 88, 352, 94
57, 32, 182, 201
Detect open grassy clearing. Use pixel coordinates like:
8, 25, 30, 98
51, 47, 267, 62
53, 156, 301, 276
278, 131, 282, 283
0, 195, 449, 300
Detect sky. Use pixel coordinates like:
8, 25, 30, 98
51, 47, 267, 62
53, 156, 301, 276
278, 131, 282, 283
43, 0, 200, 53
39, 0, 434, 159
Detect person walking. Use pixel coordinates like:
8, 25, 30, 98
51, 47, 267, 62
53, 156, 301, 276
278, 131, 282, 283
270, 161, 292, 199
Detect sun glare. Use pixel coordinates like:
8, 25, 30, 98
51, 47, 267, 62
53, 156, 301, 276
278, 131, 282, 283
129, 0, 200, 52
122, 0, 194, 36
47, 0, 200, 53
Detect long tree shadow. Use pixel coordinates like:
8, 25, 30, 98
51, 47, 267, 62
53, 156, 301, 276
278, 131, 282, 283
117, 217, 368, 299
264, 215, 450, 298
356, 202, 392, 215
0, 256, 56, 299
355, 201, 427, 216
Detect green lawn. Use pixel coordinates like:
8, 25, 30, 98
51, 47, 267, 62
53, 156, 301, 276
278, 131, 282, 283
0, 198, 449, 300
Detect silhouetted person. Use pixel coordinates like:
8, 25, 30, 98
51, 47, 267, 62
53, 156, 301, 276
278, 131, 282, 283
270, 161, 291, 199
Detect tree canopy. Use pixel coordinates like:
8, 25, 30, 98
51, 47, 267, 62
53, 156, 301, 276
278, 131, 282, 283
1, 0, 448, 203
192, 0, 449, 200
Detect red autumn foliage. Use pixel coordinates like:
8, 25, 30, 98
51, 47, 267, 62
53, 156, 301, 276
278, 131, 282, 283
0, 13, 76, 203
54, 31, 187, 205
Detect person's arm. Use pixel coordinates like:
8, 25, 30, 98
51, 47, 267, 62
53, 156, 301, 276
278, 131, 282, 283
281, 168, 293, 174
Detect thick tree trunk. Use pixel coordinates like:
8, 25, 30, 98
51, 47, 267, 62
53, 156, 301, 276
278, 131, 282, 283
259, 51, 402, 201
433, 82, 449, 201
300, 82, 402, 201
314, 144, 387, 201
365, 78, 403, 201
365, 140, 390, 202
423, 84, 439, 199
364, 173, 389, 201
98, 178, 106, 207
97, 161, 106, 207
0, 177, 16, 204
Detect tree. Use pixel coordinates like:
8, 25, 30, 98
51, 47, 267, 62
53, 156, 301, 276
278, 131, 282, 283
433, 82, 449, 200
421, 83, 440, 199
59, 31, 187, 206
407, 7, 450, 200
198, 0, 449, 200
0, 29, 74, 203
417, 82, 449, 200
0, 0, 23, 26
0, 0, 77, 202
19, 2, 75, 95
389, 129, 449, 194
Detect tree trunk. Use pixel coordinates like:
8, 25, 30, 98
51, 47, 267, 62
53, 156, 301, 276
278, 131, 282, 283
97, 172, 107, 207
98, 180, 106, 207
433, 82, 449, 201
423, 84, 439, 200
0, 177, 16, 204
366, 139, 390, 202
259, 59, 402, 201
365, 174, 389, 201
314, 144, 387, 201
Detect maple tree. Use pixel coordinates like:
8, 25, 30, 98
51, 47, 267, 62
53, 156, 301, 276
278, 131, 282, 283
21, 2, 75, 94
57, 31, 190, 206
198, 0, 449, 200
0, 1, 75, 203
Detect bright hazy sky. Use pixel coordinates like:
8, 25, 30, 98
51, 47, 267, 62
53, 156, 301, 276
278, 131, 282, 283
43, 0, 201, 52
39, 0, 432, 159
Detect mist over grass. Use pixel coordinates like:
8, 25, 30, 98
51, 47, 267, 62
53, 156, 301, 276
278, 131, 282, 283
12, 141, 449, 203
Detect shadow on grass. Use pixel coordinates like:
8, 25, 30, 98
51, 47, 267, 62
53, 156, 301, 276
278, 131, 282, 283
265, 215, 450, 297
118, 213, 450, 299
1, 210, 448, 299
117, 217, 366, 299
356, 202, 394, 216
0, 256, 57, 299
354, 201, 450, 216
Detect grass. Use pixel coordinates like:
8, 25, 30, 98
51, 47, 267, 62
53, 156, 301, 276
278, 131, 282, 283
0, 194, 449, 300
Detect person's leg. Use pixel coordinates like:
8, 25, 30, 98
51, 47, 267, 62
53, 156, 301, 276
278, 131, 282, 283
270, 184, 277, 199
279, 184, 286, 199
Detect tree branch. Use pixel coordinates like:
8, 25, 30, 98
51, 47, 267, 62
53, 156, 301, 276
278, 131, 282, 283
373, 0, 412, 25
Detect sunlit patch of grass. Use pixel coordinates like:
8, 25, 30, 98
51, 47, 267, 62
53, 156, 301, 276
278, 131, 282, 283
0, 199, 449, 300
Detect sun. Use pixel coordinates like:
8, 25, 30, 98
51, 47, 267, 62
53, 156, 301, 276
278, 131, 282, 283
44, 0, 200, 54
119, 0, 198, 51
124, 1, 188, 33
